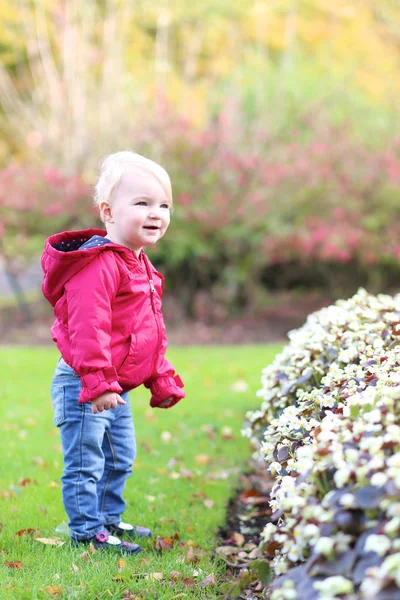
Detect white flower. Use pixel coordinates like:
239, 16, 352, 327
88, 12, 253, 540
382, 385, 400, 399
359, 576, 383, 599
384, 517, 400, 537
387, 452, 400, 469
313, 576, 353, 597
334, 468, 351, 488
370, 472, 388, 487
364, 534, 391, 556
380, 552, 400, 586
269, 462, 282, 475
302, 523, 320, 540
314, 537, 334, 556
287, 546, 300, 562
339, 493, 356, 508
388, 503, 400, 518
262, 522, 277, 542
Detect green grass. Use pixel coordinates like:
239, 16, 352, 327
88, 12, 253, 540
0, 345, 281, 600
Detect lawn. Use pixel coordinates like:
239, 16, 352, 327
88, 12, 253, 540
0, 344, 281, 600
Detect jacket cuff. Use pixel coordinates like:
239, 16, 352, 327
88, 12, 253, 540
148, 374, 186, 409
79, 367, 123, 403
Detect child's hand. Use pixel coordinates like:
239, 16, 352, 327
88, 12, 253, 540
91, 391, 126, 414
157, 396, 175, 408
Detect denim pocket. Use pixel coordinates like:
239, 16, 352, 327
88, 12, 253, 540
51, 384, 66, 427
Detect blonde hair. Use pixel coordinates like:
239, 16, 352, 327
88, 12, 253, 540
94, 151, 173, 209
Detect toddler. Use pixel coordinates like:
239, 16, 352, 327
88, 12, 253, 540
41, 151, 186, 554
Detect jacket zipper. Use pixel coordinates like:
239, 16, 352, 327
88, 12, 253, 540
143, 255, 161, 377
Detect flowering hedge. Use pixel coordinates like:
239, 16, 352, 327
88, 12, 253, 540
243, 289, 400, 599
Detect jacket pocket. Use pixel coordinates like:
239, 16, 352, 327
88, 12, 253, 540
119, 333, 138, 370
51, 384, 66, 427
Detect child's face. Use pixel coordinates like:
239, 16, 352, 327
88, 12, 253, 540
101, 170, 171, 254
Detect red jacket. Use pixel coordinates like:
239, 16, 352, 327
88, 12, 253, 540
41, 228, 185, 407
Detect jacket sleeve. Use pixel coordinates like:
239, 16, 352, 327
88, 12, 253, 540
65, 252, 123, 403
143, 334, 186, 409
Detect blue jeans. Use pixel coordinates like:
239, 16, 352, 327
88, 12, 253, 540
51, 358, 136, 541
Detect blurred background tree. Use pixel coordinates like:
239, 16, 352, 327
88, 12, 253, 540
1, 0, 400, 326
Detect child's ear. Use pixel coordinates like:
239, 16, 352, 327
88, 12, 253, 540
100, 201, 113, 223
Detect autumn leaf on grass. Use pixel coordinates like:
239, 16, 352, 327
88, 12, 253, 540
4, 561, 23, 569
221, 426, 235, 440
180, 467, 194, 480
154, 533, 179, 551
35, 537, 65, 547
123, 591, 143, 600
18, 478, 38, 487
144, 571, 163, 581
185, 546, 200, 564
42, 586, 63, 598
15, 528, 40, 538
203, 499, 214, 509
117, 558, 126, 571
169, 570, 183, 581
199, 574, 217, 588
195, 454, 211, 466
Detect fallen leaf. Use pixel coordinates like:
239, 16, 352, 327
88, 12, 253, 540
232, 532, 245, 547
80, 551, 91, 562
89, 543, 97, 554
35, 537, 65, 547
18, 478, 37, 487
4, 561, 23, 569
167, 457, 178, 468
203, 499, 214, 509
161, 431, 172, 442
138, 557, 151, 565
180, 468, 194, 480
221, 426, 234, 440
185, 546, 200, 564
200, 424, 217, 440
42, 586, 63, 597
15, 528, 39, 538
199, 574, 217, 587
182, 578, 195, 587
193, 492, 206, 501
154, 533, 179, 551
216, 546, 241, 558
32, 456, 46, 467
123, 592, 142, 600
117, 558, 126, 571
169, 570, 183, 581
195, 454, 211, 466
144, 571, 163, 581
231, 380, 249, 392
159, 517, 176, 524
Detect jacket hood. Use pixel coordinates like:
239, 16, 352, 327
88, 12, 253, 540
41, 228, 127, 306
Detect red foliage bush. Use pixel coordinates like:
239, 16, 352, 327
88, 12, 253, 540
1, 110, 400, 315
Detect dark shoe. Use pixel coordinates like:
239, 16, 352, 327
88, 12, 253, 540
108, 521, 153, 539
73, 530, 142, 555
